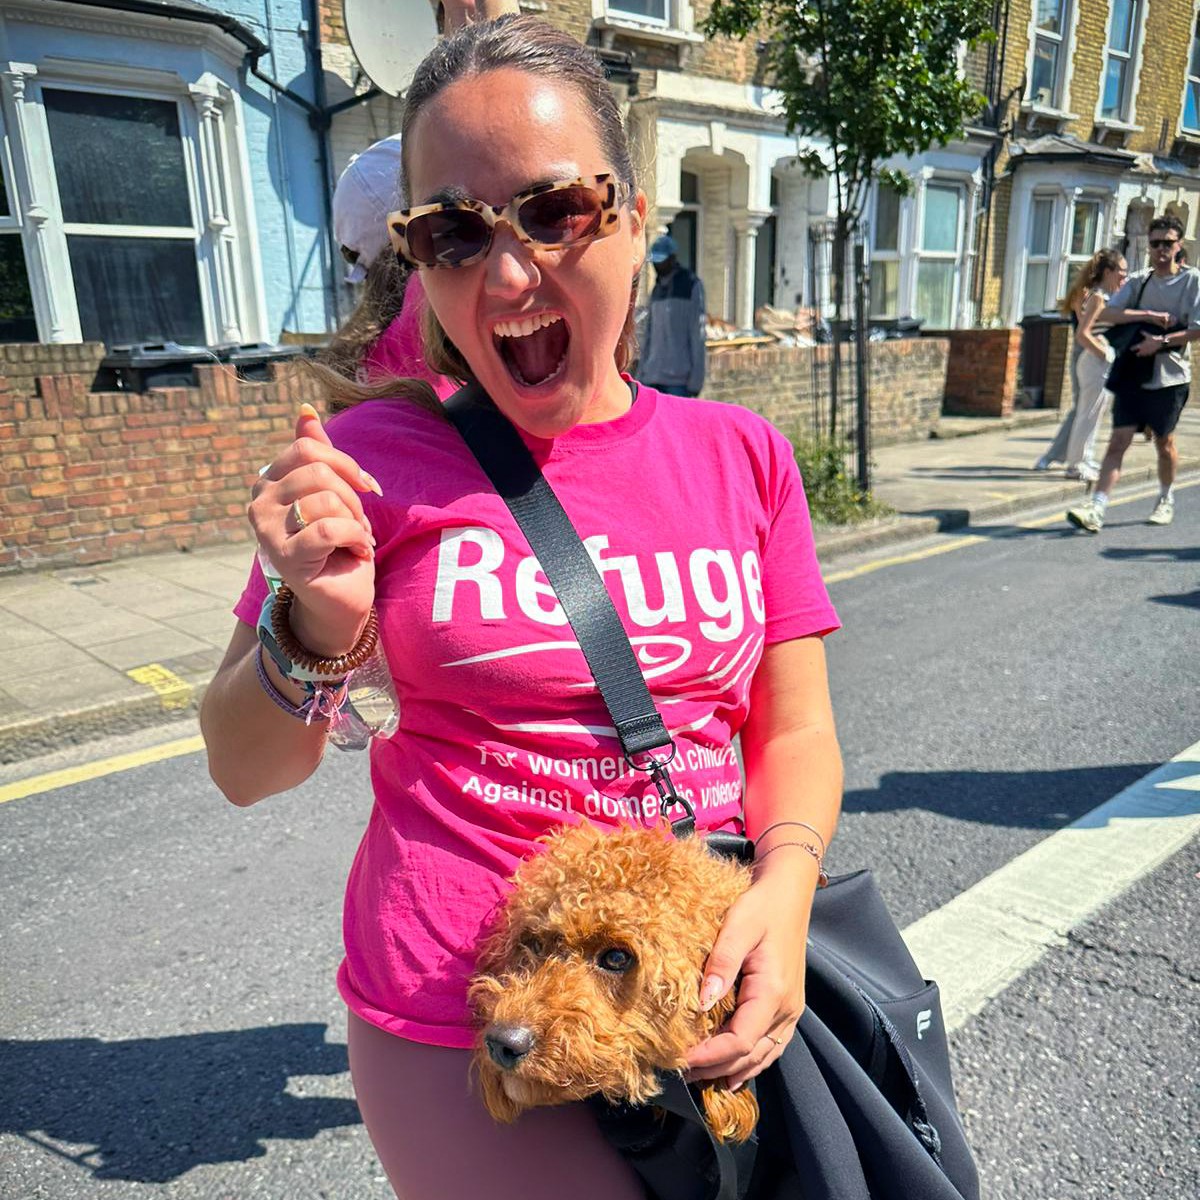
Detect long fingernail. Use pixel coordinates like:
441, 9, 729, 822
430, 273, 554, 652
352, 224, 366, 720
299, 402, 320, 421
360, 471, 383, 497
700, 975, 724, 1012
731, 1080, 745, 1093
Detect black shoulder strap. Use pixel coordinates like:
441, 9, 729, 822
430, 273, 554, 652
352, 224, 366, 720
444, 384, 695, 830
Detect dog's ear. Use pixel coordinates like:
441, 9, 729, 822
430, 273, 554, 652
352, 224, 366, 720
698, 982, 738, 1039
699, 1080, 759, 1144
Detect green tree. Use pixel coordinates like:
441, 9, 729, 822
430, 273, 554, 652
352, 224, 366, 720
705, 0, 993, 336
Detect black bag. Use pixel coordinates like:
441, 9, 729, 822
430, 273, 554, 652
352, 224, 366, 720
1103, 274, 1170, 396
590, 870, 978, 1200
445, 385, 979, 1200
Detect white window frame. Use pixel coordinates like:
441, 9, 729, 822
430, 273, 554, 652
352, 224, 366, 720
1019, 189, 1109, 316
1180, 6, 1200, 135
590, 0, 703, 52
1096, 0, 1147, 129
1066, 195, 1104, 277
1023, 0, 1081, 117
0, 54, 264, 345
913, 179, 966, 330
1021, 193, 1060, 315
868, 182, 905, 319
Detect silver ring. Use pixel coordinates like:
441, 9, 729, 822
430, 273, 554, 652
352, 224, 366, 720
258, 463, 273, 478
290, 499, 308, 530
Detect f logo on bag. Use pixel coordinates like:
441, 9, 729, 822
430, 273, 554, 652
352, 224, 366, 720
916, 1009, 933, 1040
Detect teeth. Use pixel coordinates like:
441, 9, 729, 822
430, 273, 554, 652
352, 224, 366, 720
493, 313, 562, 339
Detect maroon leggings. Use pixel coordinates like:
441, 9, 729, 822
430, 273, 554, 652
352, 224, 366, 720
347, 1011, 645, 1199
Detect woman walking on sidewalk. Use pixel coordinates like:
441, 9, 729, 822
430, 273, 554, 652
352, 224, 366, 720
1034, 249, 1127, 481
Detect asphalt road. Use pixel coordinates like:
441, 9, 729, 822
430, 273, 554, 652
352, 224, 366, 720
1, 482, 1197, 1199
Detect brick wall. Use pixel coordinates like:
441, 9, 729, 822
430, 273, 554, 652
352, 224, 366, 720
704, 337, 950, 446
0, 343, 107, 400
3, 336, 948, 570
0, 346, 320, 573
941, 328, 1021, 417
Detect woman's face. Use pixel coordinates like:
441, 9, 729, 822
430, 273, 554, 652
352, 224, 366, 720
406, 68, 647, 438
1103, 259, 1128, 292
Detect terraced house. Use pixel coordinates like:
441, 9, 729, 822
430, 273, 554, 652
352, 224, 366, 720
976, 0, 1200, 319
8, 1, 1200, 358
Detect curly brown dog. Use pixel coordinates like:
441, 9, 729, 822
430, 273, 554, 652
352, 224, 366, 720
469, 820, 760, 1143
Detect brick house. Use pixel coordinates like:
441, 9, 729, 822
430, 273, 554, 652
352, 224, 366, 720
967, 0, 1200, 400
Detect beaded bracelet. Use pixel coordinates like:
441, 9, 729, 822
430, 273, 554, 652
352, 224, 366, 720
753, 839, 829, 887
255, 645, 349, 725
270, 584, 379, 678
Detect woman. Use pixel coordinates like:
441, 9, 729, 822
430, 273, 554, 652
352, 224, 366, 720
201, 18, 842, 1199
1034, 249, 1127, 481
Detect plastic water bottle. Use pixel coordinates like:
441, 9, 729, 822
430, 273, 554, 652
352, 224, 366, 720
256, 546, 400, 749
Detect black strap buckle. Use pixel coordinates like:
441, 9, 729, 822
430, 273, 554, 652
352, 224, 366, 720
624, 742, 695, 836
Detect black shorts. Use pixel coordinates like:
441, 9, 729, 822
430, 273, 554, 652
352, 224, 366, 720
1111, 383, 1189, 438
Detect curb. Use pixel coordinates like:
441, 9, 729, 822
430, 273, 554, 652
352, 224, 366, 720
814, 460, 1199, 561
0, 681, 211, 766
3, 461, 1196, 763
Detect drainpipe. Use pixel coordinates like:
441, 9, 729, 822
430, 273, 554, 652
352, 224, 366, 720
246, 4, 382, 333
973, 0, 1012, 323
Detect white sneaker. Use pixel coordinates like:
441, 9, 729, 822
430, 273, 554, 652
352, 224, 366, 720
1034, 456, 1054, 471
1067, 501, 1104, 533
1065, 463, 1099, 483
1147, 497, 1174, 525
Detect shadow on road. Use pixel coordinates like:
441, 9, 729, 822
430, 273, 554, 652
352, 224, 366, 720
842, 762, 1161, 828
0, 1022, 358, 1182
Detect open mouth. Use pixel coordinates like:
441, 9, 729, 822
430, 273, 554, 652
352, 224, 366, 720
493, 313, 570, 389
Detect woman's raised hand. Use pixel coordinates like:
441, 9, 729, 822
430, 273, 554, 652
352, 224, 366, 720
248, 404, 380, 654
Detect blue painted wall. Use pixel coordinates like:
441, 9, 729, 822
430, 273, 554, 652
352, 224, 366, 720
9, 0, 335, 341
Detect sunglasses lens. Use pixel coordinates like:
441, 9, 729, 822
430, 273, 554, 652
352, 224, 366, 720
406, 209, 490, 266
519, 186, 604, 246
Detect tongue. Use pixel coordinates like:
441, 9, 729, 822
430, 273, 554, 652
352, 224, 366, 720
503, 321, 569, 386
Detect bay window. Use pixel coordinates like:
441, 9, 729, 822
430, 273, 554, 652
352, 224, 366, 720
869, 184, 902, 317
914, 183, 963, 329
1023, 196, 1056, 314
43, 89, 205, 346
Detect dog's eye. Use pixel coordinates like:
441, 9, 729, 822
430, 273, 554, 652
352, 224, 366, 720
596, 947, 636, 974
519, 934, 544, 957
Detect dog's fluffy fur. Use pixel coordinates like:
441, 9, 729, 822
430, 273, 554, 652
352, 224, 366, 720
469, 821, 759, 1143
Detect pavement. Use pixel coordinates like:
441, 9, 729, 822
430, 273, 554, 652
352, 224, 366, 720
2, 405, 1197, 764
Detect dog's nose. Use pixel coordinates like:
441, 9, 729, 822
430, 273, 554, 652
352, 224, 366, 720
484, 1023, 536, 1070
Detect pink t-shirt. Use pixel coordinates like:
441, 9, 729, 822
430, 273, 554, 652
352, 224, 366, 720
234, 386, 839, 1047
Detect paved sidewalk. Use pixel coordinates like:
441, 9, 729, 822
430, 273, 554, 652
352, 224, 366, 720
2, 406, 1197, 762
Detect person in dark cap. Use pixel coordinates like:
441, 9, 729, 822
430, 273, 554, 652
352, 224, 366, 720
638, 234, 707, 397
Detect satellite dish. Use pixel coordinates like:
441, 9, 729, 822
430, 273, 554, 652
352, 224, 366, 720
344, 0, 440, 98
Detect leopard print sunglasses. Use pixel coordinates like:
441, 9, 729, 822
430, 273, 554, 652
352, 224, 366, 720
387, 173, 629, 269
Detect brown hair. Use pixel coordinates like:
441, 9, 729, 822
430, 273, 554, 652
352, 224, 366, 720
1058, 247, 1125, 316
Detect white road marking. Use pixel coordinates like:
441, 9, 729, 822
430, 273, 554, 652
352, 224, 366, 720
903, 739, 1200, 1032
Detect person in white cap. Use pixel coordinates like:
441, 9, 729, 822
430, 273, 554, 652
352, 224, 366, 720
637, 233, 707, 397
323, 134, 450, 399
